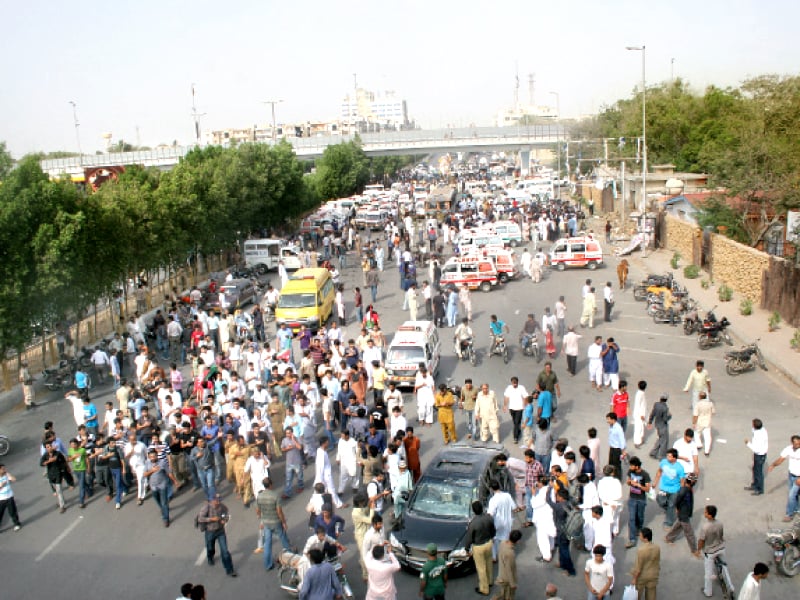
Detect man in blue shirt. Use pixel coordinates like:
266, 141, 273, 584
365, 425, 386, 454
200, 417, 224, 484
601, 338, 621, 391
535, 384, 553, 429
489, 314, 508, 355
75, 367, 90, 400
82, 397, 99, 437
653, 448, 686, 527
299, 548, 343, 600
606, 412, 627, 479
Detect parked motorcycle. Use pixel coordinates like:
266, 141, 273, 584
766, 518, 800, 577
652, 299, 694, 325
77, 346, 94, 369
489, 335, 509, 364
724, 340, 768, 375
697, 317, 732, 349
277, 550, 353, 598
684, 305, 718, 335
633, 273, 677, 300
520, 332, 541, 362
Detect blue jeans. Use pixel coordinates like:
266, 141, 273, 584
628, 498, 647, 542
75, 471, 88, 505
751, 454, 766, 494
199, 468, 216, 500
370, 285, 377, 303
212, 449, 224, 482
536, 452, 551, 474
556, 534, 575, 575
262, 523, 291, 569
111, 468, 128, 504
661, 491, 678, 526
151, 486, 170, 523
524, 486, 534, 522
786, 472, 800, 517
205, 529, 234, 574
284, 463, 304, 495
464, 409, 475, 437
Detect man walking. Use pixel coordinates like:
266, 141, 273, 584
652, 449, 685, 528
487, 480, 519, 560
603, 282, 614, 322
738, 562, 769, 600
256, 477, 291, 571
419, 543, 448, 600
625, 457, 651, 549
683, 360, 711, 411
434, 384, 457, 444
494, 529, 521, 600
664, 473, 698, 555
548, 487, 577, 577
475, 383, 500, 443
315, 437, 346, 509
460, 379, 478, 440
198, 494, 237, 577
580, 286, 597, 329
630, 527, 660, 600
606, 413, 626, 480
697, 505, 725, 598
767, 434, 800, 521
143, 448, 178, 526
647, 394, 672, 460
0, 464, 22, 531
503, 377, 528, 446
744, 419, 768, 495
18, 360, 35, 410
692, 392, 716, 456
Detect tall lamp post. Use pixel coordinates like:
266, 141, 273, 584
549, 91, 561, 198
68, 101, 82, 165
625, 45, 647, 214
262, 99, 283, 145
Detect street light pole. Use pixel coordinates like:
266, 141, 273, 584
68, 101, 82, 165
549, 91, 561, 199
626, 45, 647, 215
263, 100, 283, 145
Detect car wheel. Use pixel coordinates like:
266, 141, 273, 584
587, 261, 597, 270
480, 281, 492, 293
556, 262, 566, 272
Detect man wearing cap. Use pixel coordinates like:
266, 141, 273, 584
392, 460, 413, 519
420, 542, 448, 600
19, 360, 35, 410
197, 494, 237, 577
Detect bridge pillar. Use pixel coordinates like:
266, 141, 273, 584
519, 149, 531, 176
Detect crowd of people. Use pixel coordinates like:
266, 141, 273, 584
7, 187, 796, 600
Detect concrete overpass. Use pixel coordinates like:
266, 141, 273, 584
39, 125, 566, 179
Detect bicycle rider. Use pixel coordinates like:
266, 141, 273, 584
519, 313, 540, 351
489, 314, 509, 355
453, 318, 474, 359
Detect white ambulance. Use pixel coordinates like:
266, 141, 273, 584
385, 321, 441, 388
549, 235, 604, 270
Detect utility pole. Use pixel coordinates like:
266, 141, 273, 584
190, 84, 206, 145
671, 58, 675, 82
353, 73, 357, 90
262, 100, 283, 145
68, 101, 82, 164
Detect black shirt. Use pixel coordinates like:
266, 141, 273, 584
179, 430, 199, 455
465, 513, 496, 550
369, 406, 388, 431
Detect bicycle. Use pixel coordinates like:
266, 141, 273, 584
714, 554, 735, 600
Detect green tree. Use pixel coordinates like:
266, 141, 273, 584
313, 140, 369, 200
0, 141, 14, 180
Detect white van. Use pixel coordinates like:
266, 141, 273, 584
243, 239, 283, 272
485, 220, 523, 247
385, 321, 441, 388
549, 236, 604, 270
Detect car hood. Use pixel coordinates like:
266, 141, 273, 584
395, 512, 468, 552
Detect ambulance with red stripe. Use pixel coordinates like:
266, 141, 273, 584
385, 321, 441, 388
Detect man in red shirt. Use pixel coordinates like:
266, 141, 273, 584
610, 380, 630, 435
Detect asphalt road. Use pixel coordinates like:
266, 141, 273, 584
1, 236, 798, 600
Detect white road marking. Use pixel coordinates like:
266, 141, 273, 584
606, 327, 696, 339
195, 549, 207, 566
622, 346, 724, 360
35, 516, 83, 562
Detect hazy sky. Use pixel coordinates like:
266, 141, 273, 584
2, 0, 798, 156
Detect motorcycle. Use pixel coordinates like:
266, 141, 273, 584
42, 359, 76, 391
454, 338, 477, 366
520, 332, 541, 362
697, 317, 732, 349
277, 550, 353, 598
684, 304, 718, 335
766, 518, 800, 577
724, 340, 768, 375
633, 273, 677, 300
489, 335, 509, 364
652, 298, 695, 324
77, 346, 94, 369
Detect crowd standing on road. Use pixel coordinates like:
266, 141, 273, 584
6, 184, 798, 600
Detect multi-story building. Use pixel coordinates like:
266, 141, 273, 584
341, 88, 410, 130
